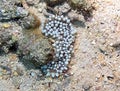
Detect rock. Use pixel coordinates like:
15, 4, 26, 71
68, 0, 94, 10
69, 0, 87, 9
54, 2, 71, 14
17, 14, 38, 29
0, 0, 28, 22
0, 65, 12, 75
26, 0, 40, 5
30, 71, 36, 77
68, 0, 95, 20
37, 2, 47, 13
45, 0, 66, 6
28, 69, 43, 79
2, 23, 11, 28
18, 29, 54, 67
16, 7, 29, 18
82, 82, 92, 91
15, 63, 25, 76
0, 29, 18, 53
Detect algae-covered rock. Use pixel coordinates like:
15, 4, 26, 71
18, 29, 54, 67
45, 0, 65, 6
0, 29, 18, 53
26, 0, 40, 5
0, 0, 28, 22
69, 0, 87, 9
68, 0, 95, 20
17, 14, 40, 29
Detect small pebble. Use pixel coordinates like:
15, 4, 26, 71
30, 72, 36, 77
